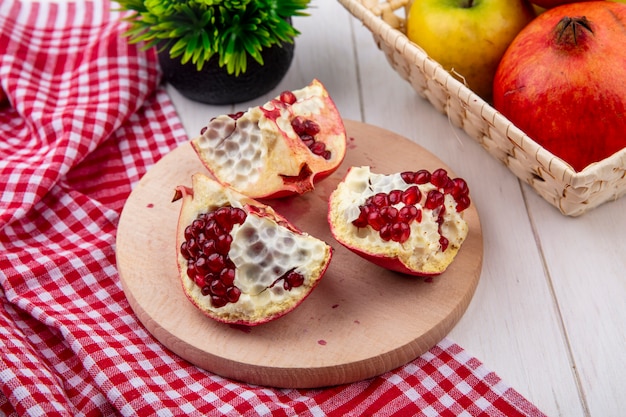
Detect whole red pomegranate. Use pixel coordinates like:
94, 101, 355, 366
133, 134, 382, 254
174, 173, 332, 326
328, 166, 471, 276
192, 79, 346, 199
493, 1, 626, 172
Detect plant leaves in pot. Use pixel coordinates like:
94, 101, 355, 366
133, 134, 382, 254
114, 0, 310, 104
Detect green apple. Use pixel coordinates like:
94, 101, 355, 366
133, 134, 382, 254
406, 0, 536, 100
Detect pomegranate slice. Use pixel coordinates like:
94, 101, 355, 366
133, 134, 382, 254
328, 166, 471, 276
174, 173, 333, 326
191, 79, 347, 199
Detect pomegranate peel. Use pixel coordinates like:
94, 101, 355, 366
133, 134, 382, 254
174, 173, 332, 326
191, 79, 347, 199
328, 166, 470, 276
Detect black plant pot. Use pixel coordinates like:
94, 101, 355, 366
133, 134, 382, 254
158, 41, 295, 105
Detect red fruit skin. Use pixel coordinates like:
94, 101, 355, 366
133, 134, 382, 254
493, 1, 626, 172
531, 0, 580, 9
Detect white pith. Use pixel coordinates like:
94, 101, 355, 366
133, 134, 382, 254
191, 80, 346, 197
329, 166, 469, 274
178, 174, 330, 323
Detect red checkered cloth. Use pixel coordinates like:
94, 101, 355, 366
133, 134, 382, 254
0, 1, 547, 416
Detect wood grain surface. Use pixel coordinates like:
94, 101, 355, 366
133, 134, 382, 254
115, 120, 483, 388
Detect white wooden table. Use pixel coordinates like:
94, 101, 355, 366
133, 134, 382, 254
166, 2, 626, 416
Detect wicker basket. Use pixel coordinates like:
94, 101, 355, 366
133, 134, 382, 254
338, 0, 626, 216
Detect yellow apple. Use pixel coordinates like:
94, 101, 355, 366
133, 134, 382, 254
406, 0, 536, 100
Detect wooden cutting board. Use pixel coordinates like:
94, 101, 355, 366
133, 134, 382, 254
116, 120, 483, 388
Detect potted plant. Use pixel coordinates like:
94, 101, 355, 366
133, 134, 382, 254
114, 0, 311, 104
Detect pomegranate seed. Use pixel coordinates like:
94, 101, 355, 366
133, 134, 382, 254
322, 150, 331, 160
455, 195, 471, 212
195, 257, 210, 275
227, 111, 244, 120
214, 207, 234, 230
400, 171, 415, 183
201, 286, 211, 296
206, 253, 226, 273
388, 189, 403, 205
424, 190, 444, 209
451, 178, 469, 198
300, 134, 315, 147
291, 116, 306, 135
379, 225, 392, 241
284, 271, 305, 290
200, 126, 207, 135
180, 242, 192, 260
309, 141, 327, 156
431, 168, 450, 188
398, 205, 419, 223
204, 220, 221, 239
211, 295, 228, 308
439, 236, 449, 252
367, 211, 386, 231
380, 206, 398, 223
413, 170, 431, 184
401, 186, 421, 205
215, 234, 232, 254
371, 193, 389, 207
202, 239, 217, 256
352, 206, 370, 228
184, 225, 194, 241
220, 268, 235, 286
210, 279, 227, 297
391, 222, 411, 243
226, 286, 241, 303
280, 90, 297, 104
303, 120, 321, 136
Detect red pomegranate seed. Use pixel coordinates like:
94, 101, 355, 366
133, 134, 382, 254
227, 111, 244, 120
401, 186, 421, 205
370, 193, 389, 207
309, 141, 327, 156
431, 168, 450, 188
220, 268, 235, 286
291, 116, 306, 135
210, 279, 227, 297
352, 206, 370, 228
455, 195, 471, 212
391, 222, 411, 243
202, 239, 217, 256
451, 178, 469, 198
424, 190, 445, 210
380, 206, 398, 223
413, 170, 431, 184
226, 286, 241, 303
388, 189, 403, 204
367, 211, 386, 231
280, 90, 297, 105
206, 253, 226, 273
211, 295, 228, 308
215, 234, 232, 254
439, 236, 449, 252
303, 119, 321, 136
398, 205, 419, 223
400, 171, 415, 183
379, 224, 392, 241
300, 134, 315, 147
284, 270, 305, 290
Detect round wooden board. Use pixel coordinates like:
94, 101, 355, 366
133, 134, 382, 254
116, 120, 483, 389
